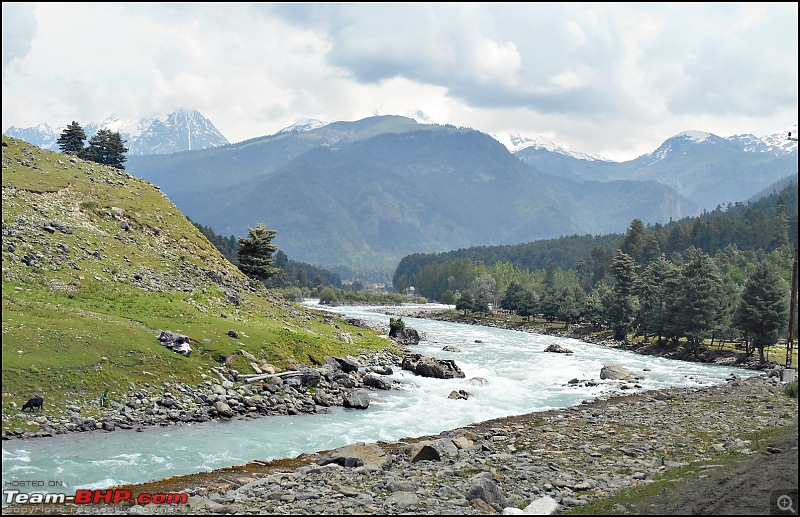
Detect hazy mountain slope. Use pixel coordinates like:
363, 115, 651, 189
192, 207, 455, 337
515, 130, 798, 208
125, 115, 430, 203
177, 125, 694, 272
619, 132, 797, 207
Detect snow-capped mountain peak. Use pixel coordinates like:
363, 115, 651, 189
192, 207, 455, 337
3, 109, 228, 155
755, 124, 798, 154
676, 130, 713, 143
277, 119, 330, 134
494, 132, 610, 162
3, 123, 60, 150
128, 109, 228, 154
86, 115, 153, 141
407, 110, 436, 125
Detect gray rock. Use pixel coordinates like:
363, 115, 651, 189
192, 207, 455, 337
401, 353, 465, 379
385, 492, 419, 508
363, 374, 392, 390
330, 356, 360, 373
600, 365, 643, 381
465, 476, 505, 506
317, 442, 390, 469
214, 401, 233, 418
448, 390, 470, 400
342, 390, 370, 409
410, 438, 459, 462
544, 344, 574, 354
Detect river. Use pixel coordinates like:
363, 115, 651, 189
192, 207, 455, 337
1, 302, 758, 501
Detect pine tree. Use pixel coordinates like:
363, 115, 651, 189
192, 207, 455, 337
769, 204, 790, 251
733, 260, 789, 364
237, 223, 280, 281
672, 247, 723, 353
619, 219, 648, 267
635, 254, 680, 344
606, 251, 638, 341
456, 291, 475, 315
56, 121, 86, 155
83, 128, 128, 169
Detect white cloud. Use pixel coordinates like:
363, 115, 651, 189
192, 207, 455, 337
1, 2, 797, 161
1, 3, 37, 73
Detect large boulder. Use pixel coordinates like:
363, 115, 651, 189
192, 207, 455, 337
465, 473, 506, 506
600, 364, 644, 381
299, 367, 321, 387
318, 442, 390, 469
327, 356, 361, 373
544, 344, 573, 354
363, 374, 393, 390
342, 390, 371, 409
214, 401, 233, 418
390, 326, 421, 345
158, 330, 192, 356
409, 438, 459, 462
402, 353, 465, 379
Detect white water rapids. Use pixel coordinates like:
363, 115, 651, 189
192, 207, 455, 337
2, 302, 759, 500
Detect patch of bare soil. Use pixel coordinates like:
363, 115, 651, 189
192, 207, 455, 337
610, 425, 798, 515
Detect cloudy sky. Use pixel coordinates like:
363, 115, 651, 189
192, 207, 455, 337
2, 2, 797, 161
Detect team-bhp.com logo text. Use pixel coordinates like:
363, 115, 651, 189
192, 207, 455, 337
4, 488, 188, 506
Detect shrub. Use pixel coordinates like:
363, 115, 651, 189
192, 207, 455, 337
785, 381, 798, 398
389, 317, 405, 333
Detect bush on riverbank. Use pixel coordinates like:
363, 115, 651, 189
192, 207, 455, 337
786, 381, 799, 398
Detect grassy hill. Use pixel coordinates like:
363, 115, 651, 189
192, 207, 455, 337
1, 135, 390, 429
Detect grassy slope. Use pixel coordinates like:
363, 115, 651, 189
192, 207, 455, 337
1, 135, 392, 429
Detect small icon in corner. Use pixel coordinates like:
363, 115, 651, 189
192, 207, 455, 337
772, 489, 798, 515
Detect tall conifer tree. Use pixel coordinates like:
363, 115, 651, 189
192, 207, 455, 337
237, 223, 279, 281
56, 121, 86, 155
733, 260, 789, 363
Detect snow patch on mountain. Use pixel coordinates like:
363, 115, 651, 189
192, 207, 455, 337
495, 133, 610, 162
753, 124, 798, 154
3, 109, 228, 155
3, 123, 60, 150
406, 110, 436, 125
278, 119, 330, 134
677, 130, 712, 143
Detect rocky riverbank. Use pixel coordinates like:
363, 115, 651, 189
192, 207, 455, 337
14, 373, 795, 515
2, 347, 404, 442
380, 306, 787, 373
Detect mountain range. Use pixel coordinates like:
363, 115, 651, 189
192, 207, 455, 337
6, 111, 796, 278
512, 126, 797, 208
2, 109, 229, 155
124, 115, 697, 275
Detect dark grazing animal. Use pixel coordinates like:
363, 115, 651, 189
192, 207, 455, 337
22, 395, 44, 412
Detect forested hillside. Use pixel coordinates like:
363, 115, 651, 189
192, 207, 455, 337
394, 181, 798, 292
393, 181, 798, 364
